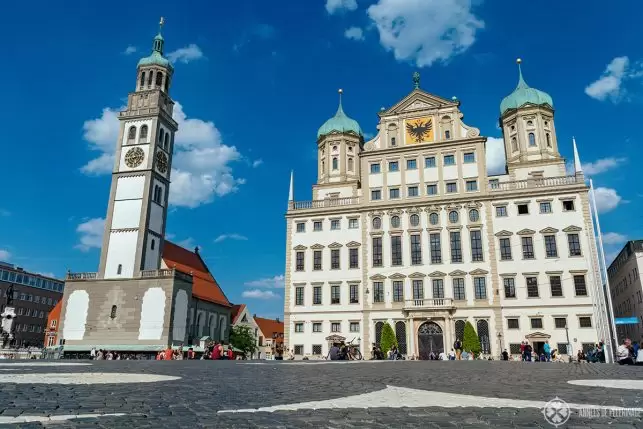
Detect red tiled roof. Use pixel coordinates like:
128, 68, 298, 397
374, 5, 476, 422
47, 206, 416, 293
162, 241, 231, 307
231, 304, 246, 324
43, 300, 62, 345
254, 316, 284, 343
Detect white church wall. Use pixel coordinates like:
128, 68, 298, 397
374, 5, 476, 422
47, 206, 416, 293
62, 290, 89, 340
112, 200, 142, 229
138, 287, 166, 340
104, 231, 138, 279
115, 176, 145, 200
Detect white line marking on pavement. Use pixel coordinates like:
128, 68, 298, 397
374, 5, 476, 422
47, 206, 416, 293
0, 413, 127, 425
0, 362, 92, 366
568, 379, 643, 390
217, 385, 643, 414
0, 373, 180, 384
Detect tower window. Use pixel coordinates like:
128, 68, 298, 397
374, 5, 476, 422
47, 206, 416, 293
348, 157, 354, 171
528, 132, 536, 147
164, 134, 169, 150
151, 239, 155, 250
147, 71, 153, 87
511, 137, 518, 152
128, 126, 136, 141
332, 157, 338, 170
164, 77, 170, 92
117, 264, 122, 275
159, 129, 165, 145
445, 130, 451, 139
140, 125, 148, 141
139, 72, 145, 89
391, 137, 397, 146
546, 133, 551, 148
156, 72, 163, 87
110, 305, 117, 319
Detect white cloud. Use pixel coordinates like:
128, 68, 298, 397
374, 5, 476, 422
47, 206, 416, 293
326, 0, 358, 14
345, 27, 365, 41
581, 157, 626, 175
167, 44, 204, 64
601, 232, 627, 246
485, 137, 506, 175
37, 272, 57, 279
244, 274, 285, 289
123, 46, 137, 55
81, 102, 244, 208
214, 233, 248, 243
0, 249, 10, 261
585, 56, 632, 102
366, 0, 484, 67
593, 187, 623, 213
252, 159, 263, 168
242, 289, 280, 300
74, 218, 105, 252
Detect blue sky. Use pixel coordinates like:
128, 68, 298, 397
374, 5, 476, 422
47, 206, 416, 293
0, 0, 641, 318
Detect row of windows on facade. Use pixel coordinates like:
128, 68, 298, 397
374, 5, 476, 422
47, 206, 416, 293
507, 315, 592, 332
10, 307, 48, 319
369, 152, 477, 175
323, 156, 356, 173
294, 232, 582, 272
0, 270, 64, 292
607, 243, 641, 277
293, 274, 588, 306
611, 266, 640, 300
139, 70, 170, 92
496, 200, 576, 217
293, 320, 361, 335
126, 125, 171, 152
509, 131, 553, 153
370, 179, 480, 200
615, 292, 643, 317
0, 290, 58, 307
11, 323, 44, 334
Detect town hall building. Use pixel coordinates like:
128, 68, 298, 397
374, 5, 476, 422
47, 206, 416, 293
284, 63, 611, 360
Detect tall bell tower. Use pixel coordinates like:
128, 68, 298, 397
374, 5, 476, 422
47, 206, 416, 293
98, 18, 178, 279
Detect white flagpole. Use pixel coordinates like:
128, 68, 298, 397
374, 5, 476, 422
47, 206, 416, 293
589, 178, 618, 363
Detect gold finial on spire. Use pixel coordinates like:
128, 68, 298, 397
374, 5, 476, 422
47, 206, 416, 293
516, 58, 522, 64
159, 17, 165, 31
338, 88, 343, 94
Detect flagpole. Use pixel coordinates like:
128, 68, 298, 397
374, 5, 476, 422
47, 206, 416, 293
589, 178, 618, 363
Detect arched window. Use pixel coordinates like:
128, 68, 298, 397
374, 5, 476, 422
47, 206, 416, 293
164, 77, 170, 92
164, 133, 169, 150
372, 217, 382, 229
209, 315, 216, 338
321, 160, 325, 172
375, 321, 384, 346
511, 137, 518, 152
156, 72, 163, 87
332, 157, 338, 170
147, 71, 153, 87
528, 132, 536, 147
117, 264, 122, 275
110, 305, 117, 319
159, 129, 165, 144
151, 239, 155, 250
454, 320, 465, 342
395, 321, 407, 355
391, 137, 397, 146
348, 157, 353, 171
139, 72, 145, 89
128, 126, 136, 141
477, 320, 490, 354
527, 120, 533, 127
140, 125, 148, 141
445, 130, 451, 139
196, 313, 203, 337
546, 133, 551, 148
219, 316, 227, 340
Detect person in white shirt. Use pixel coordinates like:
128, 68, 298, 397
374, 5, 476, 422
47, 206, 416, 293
438, 351, 446, 360
616, 338, 634, 365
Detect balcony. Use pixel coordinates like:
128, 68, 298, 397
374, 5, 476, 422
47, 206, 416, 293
488, 175, 581, 192
289, 196, 360, 211
404, 298, 455, 310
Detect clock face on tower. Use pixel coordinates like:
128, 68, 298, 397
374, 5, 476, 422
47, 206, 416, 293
124, 147, 145, 168
156, 151, 169, 173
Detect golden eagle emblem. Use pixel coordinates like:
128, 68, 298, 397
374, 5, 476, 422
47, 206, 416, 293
406, 119, 433, 143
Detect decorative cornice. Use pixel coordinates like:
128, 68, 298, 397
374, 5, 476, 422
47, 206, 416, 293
346, 241, 361, 248
449, 269, 467, 276
563, 225, 582, 232
495, 230, 513, 237
370, 274, 387, 280
545, 271, 563, 275
293, 245, 307, 251
408, 272, 426, 278
311, 282, 324, 286
389, 273, 407, 279
328, 242, 343, 249
387, 209, 403, 216
428, 271, 447, 277
517, 228, 536, 236
499, 273, 517, 277
469, 268, 489, 275
426, 227, 443, 232
569, 269, 588, 274
310, 243, 325, 250
539, 227, 559, 234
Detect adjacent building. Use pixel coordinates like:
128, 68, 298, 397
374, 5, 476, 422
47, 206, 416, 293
231, 304, 285, 359
0, 261, 64, 347
284, 64, 610, 360
44, 300, 62, 347
58, 20, 232, 355
607, 240, 643, 343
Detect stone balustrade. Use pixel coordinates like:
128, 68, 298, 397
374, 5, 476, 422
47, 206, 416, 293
404, 298, 455, 310
289, 196, 360, 211
488, 175, 580, 192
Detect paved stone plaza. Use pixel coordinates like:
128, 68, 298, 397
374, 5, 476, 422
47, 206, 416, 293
0, 360, 642, 428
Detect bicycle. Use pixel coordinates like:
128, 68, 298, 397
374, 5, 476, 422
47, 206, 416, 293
345, 338, 363, 361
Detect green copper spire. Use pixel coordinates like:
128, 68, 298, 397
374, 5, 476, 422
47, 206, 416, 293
500, 58, 553, 115
317, 89, 363, 139
138, 17, 173, 70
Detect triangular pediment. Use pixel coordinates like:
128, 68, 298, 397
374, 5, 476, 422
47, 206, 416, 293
293, 245, 307, 250
495, 230, 513, 237
517, 229, 536, 236
310, 243, 325, 250
389, 273, 406, 279
449, 270, 467, 277
346, 241, 361, 248
328, 242, 343, 249
525, 331, 551, 339
408, 272, 426, 278
370, 274, 387, 280
469, 268, 489, 275
563, 225, 582, 233
382, 89, 456, 116
428, 271, 447, 277
539, 227, 559, 234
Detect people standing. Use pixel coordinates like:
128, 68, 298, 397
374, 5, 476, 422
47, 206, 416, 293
617, 338, 634, 365
502, 349, 509, 361
453, 339, 463, 360
543, 341, 551, 362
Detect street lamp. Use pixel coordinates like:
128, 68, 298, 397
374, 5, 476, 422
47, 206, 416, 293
565, 323, 573, 363
497, 332, 503, 359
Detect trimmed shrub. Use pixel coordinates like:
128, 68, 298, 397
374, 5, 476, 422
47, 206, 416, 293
462, 321, 481, 355
380, 322, 398, 352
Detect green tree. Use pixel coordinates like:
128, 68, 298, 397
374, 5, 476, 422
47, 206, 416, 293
380, 322, 398, 352
462, 321, 481, 355
229, 325, 257, 357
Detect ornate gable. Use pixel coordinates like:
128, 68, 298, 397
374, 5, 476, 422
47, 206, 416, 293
428, 271, 447, 277
389, 273, 407, 279
449, 269, 467, 277
293, 244, 307, 250
563, 225, 582, 233
370, 274, 387, 280
517, 229, 536, 236
310, 243, 325, 250
469, 268, 489, 275
408, 272, 426, 278
328, 242, 343, 249
382, 89, 456, 116
346, 241, 361, 248
495, 230, 513, 237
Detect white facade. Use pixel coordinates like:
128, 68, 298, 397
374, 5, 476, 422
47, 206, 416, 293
284, 76, 608, 361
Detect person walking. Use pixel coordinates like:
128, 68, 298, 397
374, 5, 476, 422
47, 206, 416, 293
543, 341, 551, 362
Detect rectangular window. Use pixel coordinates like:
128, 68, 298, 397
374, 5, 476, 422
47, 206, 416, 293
499, 238, 512, 260
550, 276, 563, 297
517, 204, 529, 215
463, 152, 475, 163
389, 188, 400, 199
574, 275, 588, 296
296, 251, 305, 271
444, 155, 455, 166
450, 231, 462, 263
526, 277, 539, 298
331, 322, 341, 333
391, 236, 402, 266
530, 318, 543, 329
410, 234, 422, 265
295, 287, 304, 305
407, 186, 419, 197
470, 230, 483, 262
406, 159, 417, 170
453, 278, 465, 300
295, 323, 304, 333
465, 180, 478, 192
432, 279, 444, 298
544, 235, 558, 258
557, 343, 569, 355
568, 234, 582, 256
313, 323, 322, 332
474, 277, 487, 299
373, 282, 384, 303
313, 221, 322, 231
412, 280, 424, 300
579, 316, 592, 328
426, 184, 438, 195
372, 237, 383, 267
496, 206, 507, 217
313, 286, 322, 305
331, 249, 340, 269
370, 163, 381, 174
554, 317, 567, 329
521, 236, 535, 259
507, 318, 519, 329
331, 285, 340, 304
348, 218, 358, 229
446, 182, 457, 193
313, 251, 322, 270
425, 157, 436, 168
504, 278, 516, 298
371, 190, 382, 201
389, 161, 399, 172
393, 281, 404, 302
562, 200, 575, 211
430, 233, 442, 263
349, 284, 359, 304
349, 248, 359, 269
330, 219, 340, 230
349, 322, 360, 333
540, 202, 552, 214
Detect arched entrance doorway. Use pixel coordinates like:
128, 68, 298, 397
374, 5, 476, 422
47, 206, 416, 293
418, 321, 444, 360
